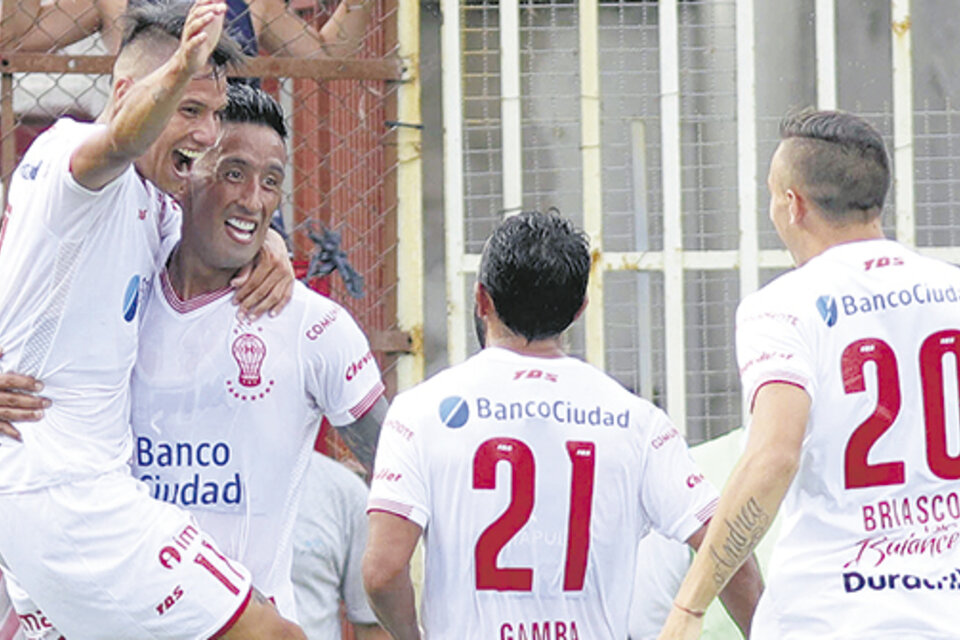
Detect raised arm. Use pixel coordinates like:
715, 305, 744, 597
250, 0, 370, 58
0, 0, 41, 48
70, 0, 226, 191
658, 382, 807, 640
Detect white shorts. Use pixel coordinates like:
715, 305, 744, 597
0, 470, 253, 639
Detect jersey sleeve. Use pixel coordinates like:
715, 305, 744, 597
735, 288, 816, 411
32, 119, 130, 237
366, 395, 430, 529
639, 408, 720, 544
301, 296, 385, 426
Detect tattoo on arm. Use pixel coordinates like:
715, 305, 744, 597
708, 497, 769, 586
339, 396, 387, 476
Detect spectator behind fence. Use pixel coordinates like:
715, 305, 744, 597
658, 109, 960, 640
292, 452, 390, 640
2, 0, 371, 59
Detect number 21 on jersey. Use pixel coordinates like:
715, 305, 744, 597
472, 438, 595, 592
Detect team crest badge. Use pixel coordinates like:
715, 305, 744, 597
226, 328, 275, 401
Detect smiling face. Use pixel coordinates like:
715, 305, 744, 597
179, 121, 286, 275
134, 70, 228, 197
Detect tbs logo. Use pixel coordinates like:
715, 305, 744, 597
438, 396, 469, 429
816, 295, 838, 327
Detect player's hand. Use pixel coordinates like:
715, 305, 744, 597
656, 606, 704, 640
0, 350, 49, 441
231, 228, 294, 320
178, 0, 227, 77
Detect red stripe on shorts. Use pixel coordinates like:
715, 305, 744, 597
0, 608, 19, 640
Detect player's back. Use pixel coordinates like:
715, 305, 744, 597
370, 347, 717, 639
0, 119, 176, 493
738, 238, 960, 638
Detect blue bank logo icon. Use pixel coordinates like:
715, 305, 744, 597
816, 295, 838, 327
19, 162, 41, 181
439, 396, 469, 429
123, 275, 141, 322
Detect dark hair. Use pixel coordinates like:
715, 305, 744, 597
223, 83, 287, 140
120, 1, 245, 71
479, 210, 591, 341
778, 108, 890, 222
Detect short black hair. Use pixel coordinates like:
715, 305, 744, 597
779, 108, 890, 222
120, 1, 245, 71
479, 210, 591, 341
223, 83, 287, 140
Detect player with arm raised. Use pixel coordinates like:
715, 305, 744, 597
0, 2, 301, 637
659, 109, 960, 640
362, 210, 761, 640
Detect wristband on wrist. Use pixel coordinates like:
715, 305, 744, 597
672, 601, 705, 618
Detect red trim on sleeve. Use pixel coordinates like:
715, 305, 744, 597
366, 498, 414, 519
350, 382, 386, 420
208, 586, 253, 640
695, 497, 719, 524
366, 507, 416, 523
749, 378, 808, 412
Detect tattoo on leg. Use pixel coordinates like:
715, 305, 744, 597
708, 497, 769, 585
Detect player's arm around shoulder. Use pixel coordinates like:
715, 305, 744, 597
71, 0, 227, 190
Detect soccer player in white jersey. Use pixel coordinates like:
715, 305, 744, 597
362, 211, 762, 640
659, 109, 960, 640
0, 2, 303, 637
129, 82, 387, 621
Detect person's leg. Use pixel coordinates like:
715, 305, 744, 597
0, 471, 303, 639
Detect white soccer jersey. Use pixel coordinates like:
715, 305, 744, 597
737, 239, 960, 638
131, 274, 384, 619
368, 347, 718, 640
0, 118, 179, 492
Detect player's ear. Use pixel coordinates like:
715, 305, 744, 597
474, 282, 494, 317
112, 76, 136, 105
785, 187, 806, 225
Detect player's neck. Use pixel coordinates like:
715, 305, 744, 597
484, 324, 566, 358
166, 246, 238, 300
794, 217, 885, 266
